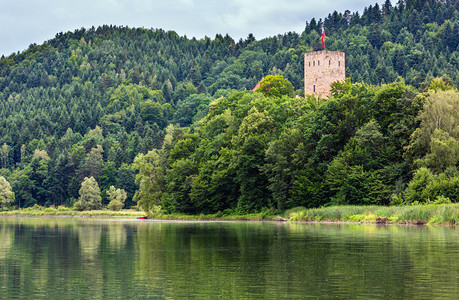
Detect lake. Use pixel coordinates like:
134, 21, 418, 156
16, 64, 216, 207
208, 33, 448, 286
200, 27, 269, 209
0, 218, 458, 299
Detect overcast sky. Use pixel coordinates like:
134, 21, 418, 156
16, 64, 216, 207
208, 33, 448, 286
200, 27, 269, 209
0, 0, 387, 57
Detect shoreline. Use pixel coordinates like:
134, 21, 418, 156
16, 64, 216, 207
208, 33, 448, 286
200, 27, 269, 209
0, 214, 455, 227
1, 204, 458, 226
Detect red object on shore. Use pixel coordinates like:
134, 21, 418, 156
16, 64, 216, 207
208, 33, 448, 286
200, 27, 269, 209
137, 216, 148, 219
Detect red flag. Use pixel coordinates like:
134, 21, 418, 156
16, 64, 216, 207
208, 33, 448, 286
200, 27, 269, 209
322, 27, 325, 48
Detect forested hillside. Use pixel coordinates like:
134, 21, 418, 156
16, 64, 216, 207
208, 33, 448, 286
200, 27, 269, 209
0, 0, 457, 211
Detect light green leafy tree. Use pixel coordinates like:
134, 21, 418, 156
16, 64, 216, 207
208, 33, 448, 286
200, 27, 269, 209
106, 185, 127, 211
0, 176, 14, 209
406, 89, 458, 172
132, 149, 165, 212
256, 75, 294, 98
418, 129, 459, 173
74, 177, 102, 211
132, 124, 184, 213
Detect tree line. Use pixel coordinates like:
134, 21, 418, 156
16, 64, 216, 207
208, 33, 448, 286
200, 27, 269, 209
0, 0, 458, 211
131, 76, 458, 214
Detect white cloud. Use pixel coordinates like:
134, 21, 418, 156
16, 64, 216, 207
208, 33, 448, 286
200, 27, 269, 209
0, 0, 388, 56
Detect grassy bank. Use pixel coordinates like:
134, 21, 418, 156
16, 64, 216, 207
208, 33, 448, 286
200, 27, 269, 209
0, 205, 145, 218
1, 204, 458, 225
0, 205, 279, 220
285, 204, 459, 225
146, 210, 284, 221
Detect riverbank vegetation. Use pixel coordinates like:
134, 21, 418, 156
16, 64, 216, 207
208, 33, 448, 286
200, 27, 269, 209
1, 204, 458, 225
0, 0, 457, 214
0, 204, 145, 217
286, 204, 459, 225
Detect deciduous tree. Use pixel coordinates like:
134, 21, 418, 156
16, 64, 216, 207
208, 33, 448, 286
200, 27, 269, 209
106, 185, 127, 211
0, 176, 14, 209
75, 176, 101, 210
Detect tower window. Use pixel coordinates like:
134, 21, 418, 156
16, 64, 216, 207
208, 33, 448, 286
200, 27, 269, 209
338, 61, 340, 67
329, 60, 331, 65
318, 60, 320, 66
313, 85, 316, 93
313, 61, 315, 66
309, 62, 311, 67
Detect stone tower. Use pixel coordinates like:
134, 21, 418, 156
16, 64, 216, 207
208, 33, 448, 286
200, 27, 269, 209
304, 50, 345, 97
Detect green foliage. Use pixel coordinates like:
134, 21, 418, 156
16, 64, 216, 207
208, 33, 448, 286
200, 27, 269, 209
419, 129, 459, 173
108, 84, 165, 111
404, 168, 435, 204
107, 200, 124, 211
256, 75, 294, 98
173, 94, 213, 127
0, 176, 14, 209
132, 149, 165, 212
428, 77, 454, 92
106, 185, 127, 210
262, 128, 304, 210
325, 120, 396, 206
189, 147, 238, 214
106, 185, 127, 203
162, 158, 197, 213
0, 1, 458, 213
287, 204, 459, 225
232, 106, 275, 213
75, 177, 101, 211
433, 195, 451, 205
406, 89, 459, 172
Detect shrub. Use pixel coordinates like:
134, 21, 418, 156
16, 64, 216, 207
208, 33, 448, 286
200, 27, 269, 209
425, 176, 459, 203
405, 168, 434, 204
107, 200, 124, 211
73, 200, 88, 211
44, 206, 57, 214
433, 195, 451, 204
391, 194, 404, 205
57, 205, 72, 211
23, 204, 44, 211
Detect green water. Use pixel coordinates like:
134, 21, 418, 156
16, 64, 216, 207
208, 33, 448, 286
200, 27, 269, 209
0, 218, 458, 299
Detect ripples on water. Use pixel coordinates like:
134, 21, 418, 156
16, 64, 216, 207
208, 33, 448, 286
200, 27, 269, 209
0, 218, 458, 299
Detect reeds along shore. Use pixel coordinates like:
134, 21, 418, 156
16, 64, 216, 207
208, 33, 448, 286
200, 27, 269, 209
285, 204, 459, 225
1, 204, 458, 225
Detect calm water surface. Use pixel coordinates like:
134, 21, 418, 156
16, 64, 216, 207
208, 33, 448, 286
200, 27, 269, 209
0, 218, 458, 299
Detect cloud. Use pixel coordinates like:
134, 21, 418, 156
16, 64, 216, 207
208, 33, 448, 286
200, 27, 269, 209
0, 0, 385, 56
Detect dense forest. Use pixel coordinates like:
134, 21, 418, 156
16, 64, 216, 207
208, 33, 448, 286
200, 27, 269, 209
0, 0, 458, 212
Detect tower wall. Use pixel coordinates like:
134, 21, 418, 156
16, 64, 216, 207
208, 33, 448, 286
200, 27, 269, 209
304, 50, 345, 97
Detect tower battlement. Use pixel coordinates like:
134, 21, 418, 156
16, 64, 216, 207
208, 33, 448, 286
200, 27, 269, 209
304, 50, 345, 97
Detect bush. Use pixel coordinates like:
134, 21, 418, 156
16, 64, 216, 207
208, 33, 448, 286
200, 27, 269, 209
425, 176, 459, 203
405, 168, 434, 203
23, 204, 44, 211
433, 195, 451, 204
73, 200, 88, 211
57, 205, 72, 211
404, 168, 459, 204
391, 194, 404, 205
107, 200, 124, 211
44, 206, 57, 214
